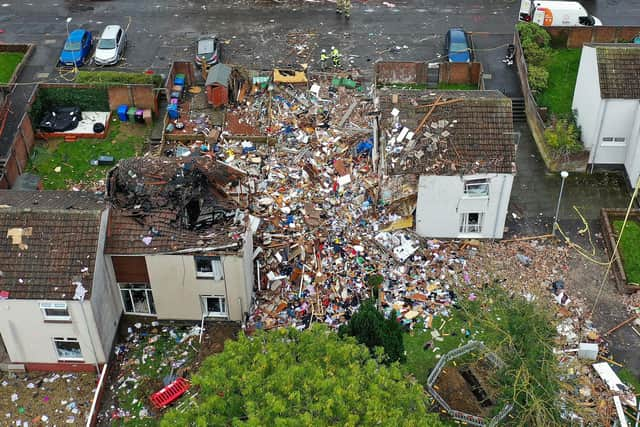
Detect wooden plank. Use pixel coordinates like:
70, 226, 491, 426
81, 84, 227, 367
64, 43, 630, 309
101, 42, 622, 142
414, 94, 442, 135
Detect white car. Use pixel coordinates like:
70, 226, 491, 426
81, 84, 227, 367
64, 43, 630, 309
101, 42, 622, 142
94, 25, 126, 66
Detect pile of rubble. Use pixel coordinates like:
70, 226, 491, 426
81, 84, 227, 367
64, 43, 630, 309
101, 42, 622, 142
0, 371, 95, 425
100, 323, 201, 424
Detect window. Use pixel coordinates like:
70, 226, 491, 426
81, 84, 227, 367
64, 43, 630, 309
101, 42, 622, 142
40, 302, 71, 321
201, 296, 227, 317
119, 283, 156, 315
464, 179, 489, 197
460, 212, 484, 233
602, 137, 627, 146
54, 337, 83, 361
195, 257, 224, 280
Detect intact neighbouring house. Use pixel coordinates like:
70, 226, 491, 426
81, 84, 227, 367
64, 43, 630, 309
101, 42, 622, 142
514, 25, 640, 176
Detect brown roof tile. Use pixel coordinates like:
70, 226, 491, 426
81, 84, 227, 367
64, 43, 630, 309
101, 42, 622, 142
596, 45, 640, 99
0, 207, 102, 300
379, 90, 516, 176
105, 208, 244, 255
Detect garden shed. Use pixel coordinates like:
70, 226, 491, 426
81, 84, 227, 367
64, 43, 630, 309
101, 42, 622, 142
205, 63, 232, 107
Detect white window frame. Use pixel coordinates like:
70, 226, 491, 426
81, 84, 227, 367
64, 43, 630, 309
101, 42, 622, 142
118, 283, 156, 316
201, 295, 227, 318
463, 179, 489, 197
460, 212, 484, 234
601, 136, 627, 147
53, 337, 83, 362
195, 256, 224, 280
40, 302, 71, 321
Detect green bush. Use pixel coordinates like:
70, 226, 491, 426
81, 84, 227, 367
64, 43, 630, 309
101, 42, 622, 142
517, 22, 551, 48
521, 39, 552, 65
338, 300, 405, 363
76, 70, 163, 87
527, 65, 549, 93
29, 87, 110, 124
544, 118, 582, 156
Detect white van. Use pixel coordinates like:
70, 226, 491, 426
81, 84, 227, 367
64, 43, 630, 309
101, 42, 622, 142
519, 1, 602, 26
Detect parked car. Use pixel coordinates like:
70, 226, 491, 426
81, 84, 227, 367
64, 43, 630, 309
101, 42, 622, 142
445, 28, 471, 63
195, 35, 221, 69
59, 29, 93, 67
94, 25, 127, 66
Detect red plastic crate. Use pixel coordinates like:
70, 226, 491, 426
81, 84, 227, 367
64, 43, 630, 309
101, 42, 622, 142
150, 377, 190, 409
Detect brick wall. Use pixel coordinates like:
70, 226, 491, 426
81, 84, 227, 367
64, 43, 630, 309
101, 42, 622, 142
546, 26, 640, 48
0, 115, 35, 189
374, 61, 427, 85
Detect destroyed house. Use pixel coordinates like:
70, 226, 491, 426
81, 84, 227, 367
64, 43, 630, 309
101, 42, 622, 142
0, 191, 119, 371
572, 44, 640, 187
105, 157, 254, 323
379, 90, 516, 239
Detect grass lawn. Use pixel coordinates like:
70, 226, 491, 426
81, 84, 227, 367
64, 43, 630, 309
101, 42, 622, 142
438, 83, 477, 90
401, 298, 491, 387
613, 220, 640, 285
536, 48, 581, 118
25, 120, 147, 189
0, 52, 25, 83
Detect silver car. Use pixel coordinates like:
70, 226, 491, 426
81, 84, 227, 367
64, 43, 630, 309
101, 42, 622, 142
94, 25, 126, 66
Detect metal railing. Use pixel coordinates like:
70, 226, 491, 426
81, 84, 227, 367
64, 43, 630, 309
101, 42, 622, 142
425, 340, 513, 426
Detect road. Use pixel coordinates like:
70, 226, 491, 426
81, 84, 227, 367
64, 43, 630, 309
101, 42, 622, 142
0, 0, 634, 81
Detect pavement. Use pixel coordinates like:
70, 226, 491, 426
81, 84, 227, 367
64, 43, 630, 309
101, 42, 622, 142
506, 123, 631, 237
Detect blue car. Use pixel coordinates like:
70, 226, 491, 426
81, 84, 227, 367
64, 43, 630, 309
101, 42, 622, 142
445, 28, 471, 63
59, 29, 93, 67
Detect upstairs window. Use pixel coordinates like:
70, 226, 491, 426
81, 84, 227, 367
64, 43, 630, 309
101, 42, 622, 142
40, 302, 71, 321
464, 179, 489, 197
195, 257, 224, 280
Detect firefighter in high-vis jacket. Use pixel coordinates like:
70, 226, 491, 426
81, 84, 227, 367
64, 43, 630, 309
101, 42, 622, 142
336, 0, 351, 18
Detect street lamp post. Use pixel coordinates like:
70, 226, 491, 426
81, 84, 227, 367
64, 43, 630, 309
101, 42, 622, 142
552, 170, 569, 237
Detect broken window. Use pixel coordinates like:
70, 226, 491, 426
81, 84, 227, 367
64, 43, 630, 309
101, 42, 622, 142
460, 212, 484, 233
119, 283, 156, 315
195, 257, 224, 280
40, 302, 71, 321
201, 296, 227, 317
464, 179, 489, 197
54, 337, 83, 361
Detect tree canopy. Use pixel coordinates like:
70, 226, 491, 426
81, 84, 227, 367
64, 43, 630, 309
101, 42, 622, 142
161, 324, 443, 427
339, 299, 405, 363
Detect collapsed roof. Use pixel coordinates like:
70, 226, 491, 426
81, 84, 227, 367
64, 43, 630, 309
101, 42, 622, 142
379, 90, 516, 176
105, 157, 248, 255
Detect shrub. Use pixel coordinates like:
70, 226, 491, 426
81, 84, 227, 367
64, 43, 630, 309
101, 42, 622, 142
527, 65, 549, 93
76, 71, 163, 87
521, 39, 552, 65
517, 22, 551, 48
29, 87, 110, 124
338, 300, 405, 363
545, 118, 582, 156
